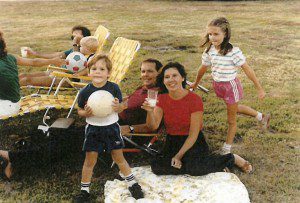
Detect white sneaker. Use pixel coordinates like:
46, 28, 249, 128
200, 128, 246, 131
260, 113, 271, 131
220, 147, 231, 155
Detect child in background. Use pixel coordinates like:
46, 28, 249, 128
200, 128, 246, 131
191, 17, 270, 155
73, 55, 144, 202
19, 36, 99, 86
73, 36, 99, 77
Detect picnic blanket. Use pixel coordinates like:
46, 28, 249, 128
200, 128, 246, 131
104, 166, 250, 203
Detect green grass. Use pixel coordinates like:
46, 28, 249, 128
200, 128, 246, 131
0, 0, 299, 202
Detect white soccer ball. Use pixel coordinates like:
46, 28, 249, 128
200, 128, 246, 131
65, 52, 87, 73
87, 90, 114, 117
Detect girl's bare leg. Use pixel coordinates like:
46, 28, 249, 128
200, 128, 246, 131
238, 104, 258, 117
226, 103, 238, 145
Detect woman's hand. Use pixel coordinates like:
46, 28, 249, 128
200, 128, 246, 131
171, 155, 182, 169
141, 100, 155, 112
258, 88, 266, 100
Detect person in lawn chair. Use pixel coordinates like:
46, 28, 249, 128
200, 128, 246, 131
19, 36, 98, 87
119, 58, 163, 134
25, 25, 91, 59
0, 30, 65, 117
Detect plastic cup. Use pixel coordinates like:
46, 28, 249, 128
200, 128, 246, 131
20, 47, 29, 57
147, 89, 158, 107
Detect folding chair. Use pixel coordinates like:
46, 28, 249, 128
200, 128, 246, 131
93, 25, 110, 54
0, 94, 75, 121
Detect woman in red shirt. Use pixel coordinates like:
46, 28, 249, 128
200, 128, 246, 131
142, 62, 252, 175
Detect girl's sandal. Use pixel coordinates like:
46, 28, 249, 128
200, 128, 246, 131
241, 161, 253, 174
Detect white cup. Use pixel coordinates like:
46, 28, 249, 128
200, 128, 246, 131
147, 89, 158, 107
20, 47, 29, 58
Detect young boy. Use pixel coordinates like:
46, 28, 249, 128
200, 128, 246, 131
19, 36, 99, 87
73, 36, 99, 77
73, 55, 144, 202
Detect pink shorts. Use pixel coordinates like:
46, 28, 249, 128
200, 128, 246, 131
213, 78, 243, 104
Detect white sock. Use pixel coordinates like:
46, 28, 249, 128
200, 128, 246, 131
125, 173, 137, 187
119, 171, 125, 179
81, 182, 90, 193
256, 112, 263, 121
222, 143, 231, 154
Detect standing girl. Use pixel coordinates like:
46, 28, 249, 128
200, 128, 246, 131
191, 17, 270, 155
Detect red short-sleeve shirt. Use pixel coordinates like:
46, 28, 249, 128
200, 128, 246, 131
157, 91, 204, 135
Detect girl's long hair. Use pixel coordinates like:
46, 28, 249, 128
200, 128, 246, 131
201, 17, 233, 56
0, 31, 7, 58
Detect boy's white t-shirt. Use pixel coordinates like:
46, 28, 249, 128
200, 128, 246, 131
202, 45, 246, 82
86, 112, 119, 126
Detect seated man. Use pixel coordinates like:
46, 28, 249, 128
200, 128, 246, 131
119, 58, 163, 134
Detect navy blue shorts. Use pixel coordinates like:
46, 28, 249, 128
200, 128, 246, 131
83, 122, 124, 153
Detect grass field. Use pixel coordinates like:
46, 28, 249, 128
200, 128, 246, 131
0, 0, 299, 202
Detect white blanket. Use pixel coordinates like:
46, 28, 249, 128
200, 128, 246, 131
104, 166, 250, 203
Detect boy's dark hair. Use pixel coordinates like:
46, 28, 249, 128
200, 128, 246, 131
88, 54, 112, 73
201, 17, 233, 56
142, 58, 163, 71
72, 25, 91, 37
0, 31, 7, 58
156, 62, 187, 93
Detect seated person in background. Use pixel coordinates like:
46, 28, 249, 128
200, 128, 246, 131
142, 62, 253, 176
0, 30, 65, 117
26, 25, 91, 59
19, 36, 98, 87
74, 36, 99, 77
119, 58, 163, 134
